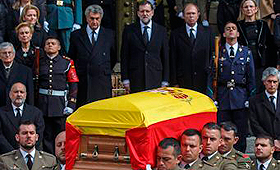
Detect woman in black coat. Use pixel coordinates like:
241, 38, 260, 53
237, 0, 275, 93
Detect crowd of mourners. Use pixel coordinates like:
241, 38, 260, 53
0, 0, 280, 169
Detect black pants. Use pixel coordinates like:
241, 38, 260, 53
43, 116, 66, 154
218, 108, 248, 153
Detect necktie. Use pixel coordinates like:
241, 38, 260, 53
270, 96, 276, 111
260, 164, 265, 170
15, 108, 21, 123
91, 31, 96, 46
26, 154, 33, 170
230, 46, 234, 58
184, 164, 190, 169
143, 26, 149, 45
5, 68, 10, 79
189, 28, 195, 45
202, 156, 208, 161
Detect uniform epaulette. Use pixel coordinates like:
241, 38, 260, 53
1, 150, 16, 156
62, 56, 71, 60
222, 155, 235, 160
39, 151, 56, 158
202, 160, 215, 167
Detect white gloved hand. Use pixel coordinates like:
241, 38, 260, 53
202, 20, 209, 27
63, 107, 74, 115
245, 101, 249, 108
214, 101, 218, 107
72, 23, 81, 32
44, 21, 49, 33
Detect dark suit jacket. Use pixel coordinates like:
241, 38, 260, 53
69, 26, 116, 107
0, 103, 44, 154
170, 23, 213, 94
249, 92, 280, 139
0, 61, 34, 107
121, 21, 169, 93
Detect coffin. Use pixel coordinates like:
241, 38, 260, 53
66, 87, 217, 170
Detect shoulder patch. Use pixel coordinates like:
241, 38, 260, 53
1, 150, 16, 156
203, 160, 215, 167
39, 151, 56, 158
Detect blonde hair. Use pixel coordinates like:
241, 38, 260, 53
20, 5, 40, 26
237, 0, 260, 21
15, 22, 34, 35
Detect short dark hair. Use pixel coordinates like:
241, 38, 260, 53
44, 36, 61, 46
224, 21, 238, 31
158, 138, 181, 157
203, 122, 220, 131
220, 121, 238, 136
255, 134, 275, 147
137, 0, 154, 10
17, 120, 36, 134
181, 129, 202, 144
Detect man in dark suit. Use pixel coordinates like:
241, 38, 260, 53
0, 121, 57, 170
0, 82, 44, 154
170, 3, 212, 94
249, 67, 280, 160
0, 42, 34, 107
251, 135, 280, 170
69, 4, 116, 107
121, 1, 169, 93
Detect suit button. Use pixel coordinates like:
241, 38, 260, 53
194, 72, 197, 75
230, 87, 234, 90
145, 51, 148, 55
50, 65, 53, 68
231, 71, 234, 75
231, 79, 234, 82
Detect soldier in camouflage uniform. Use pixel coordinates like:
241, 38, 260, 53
179, 128, 218, 170
219, 122, 251, 170
200, 122, 238, 170
251, 135, 280, 170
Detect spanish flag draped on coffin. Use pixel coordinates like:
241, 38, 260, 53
66, 87, 217, 169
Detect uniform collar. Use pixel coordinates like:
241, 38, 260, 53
257, 158, 272, 170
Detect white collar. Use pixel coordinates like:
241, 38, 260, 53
86, 24, 100, 35
225, 42, 238, 51
222, 149, 232, 157
179, 158, 198, 168
12, 103, 24, 116
265, 90, 278, 99
3, 62, 13, 69
186, 22, 198, 32
140, 20, 152, 29
257, 158, 272, 170
20, 148, 36, 160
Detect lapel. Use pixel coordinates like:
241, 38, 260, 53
261, 92, 276, 115
178, 25, 193, 47
0, 63, 6, 82
4, 104, 19, 130
21, 103, 30, 120
148, 21, 156, 46
194, 24, 204, 48
276, 92, 280, 118
133, 22, 146, 47
32, 150, 43, 170
7, 61, 18, 85
79, 27, 92, 54
14, 150, 29, 170
89, 27, 106, 62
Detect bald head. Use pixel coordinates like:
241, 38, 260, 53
55, 131, 66, 164
9, 82, 26, 107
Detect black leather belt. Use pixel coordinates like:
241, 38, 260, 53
47, 0, 72, 7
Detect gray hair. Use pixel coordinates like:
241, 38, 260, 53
0, 42, 15, 53
85, 5, 104, 18
262, 67, 280, 81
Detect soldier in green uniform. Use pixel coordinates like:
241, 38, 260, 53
201, 122, 238, 170
219, 122, 251, 169
0, 121, 58, 170
251, 135, 280, 170
155, 138, 183, 170
179, 128, 218, 170
46, 0, 82, 53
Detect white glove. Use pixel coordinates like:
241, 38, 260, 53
202, 20, 209, 27
63, 107, 74, 115
72, 23, 81, 32
214, 101, 219, 108
44, 21, 49, 33
178, 12, 184, 19
245, 101, 249, 108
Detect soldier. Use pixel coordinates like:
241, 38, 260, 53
156, 137, 183, 170
219, 122, 251, 169
251, 135, 280, 170
0, 121, 58, 170
200, 122, 238, 170
45, 0, 82, 54
38, 36, 78, 154
179, 128, 218, 170
207, 21, 256, 153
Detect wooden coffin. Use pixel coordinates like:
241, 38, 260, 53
72, 135, 132, 170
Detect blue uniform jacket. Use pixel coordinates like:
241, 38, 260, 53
207, 45, 256, 110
